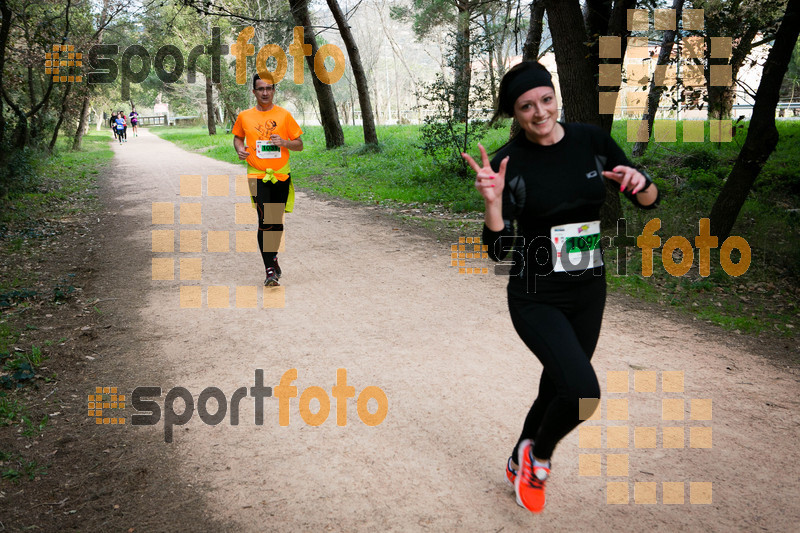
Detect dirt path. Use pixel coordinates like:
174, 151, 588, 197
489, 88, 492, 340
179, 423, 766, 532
88, 129, 799, 532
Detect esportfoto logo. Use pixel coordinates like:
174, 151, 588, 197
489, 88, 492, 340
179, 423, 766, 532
86, 26, 346, 99
46, 44, 82, 83
91, 369, 388, 442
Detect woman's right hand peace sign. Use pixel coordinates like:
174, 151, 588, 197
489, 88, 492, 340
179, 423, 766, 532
462, 143, 509, 204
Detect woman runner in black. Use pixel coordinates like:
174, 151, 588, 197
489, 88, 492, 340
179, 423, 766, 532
109, 111, 118, 141
462, 61, 660, 513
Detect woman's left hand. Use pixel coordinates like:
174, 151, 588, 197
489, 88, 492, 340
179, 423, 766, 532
602, 165, 649, 194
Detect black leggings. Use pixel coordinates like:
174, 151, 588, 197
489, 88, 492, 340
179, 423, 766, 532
253, 177, 290, 270
508, 275, 605, 461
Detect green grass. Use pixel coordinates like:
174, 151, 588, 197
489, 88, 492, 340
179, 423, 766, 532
150, 120, 800, 337
0, 130, 110, 308
0, 323, 20, 354
0, 396, 25, 426
0, 394, 45, 437
0, 129, 112, 336
1, 130, 112, 225
620, 120, 800, 273
151, 120, 800, 213
0, 450, 46, 482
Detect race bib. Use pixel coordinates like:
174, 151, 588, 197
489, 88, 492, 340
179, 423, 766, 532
255, 139, 281, 159
551, 220, 603, 273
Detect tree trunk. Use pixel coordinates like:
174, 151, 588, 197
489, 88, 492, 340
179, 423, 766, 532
632, 0, 683, 157
0, 1, 29, 150
8, 98, 29, 149
482, 12, 498, 110
707, 22, 758, 120
546, 0, 625, 226
709, 0, 800, 239
215, 81, 237, 130
326, 0, 378, 144
593, 0, 635, 133
544, 0, 597, 124
205, 76, 217, 135
76, 0, 110, 146
584, 0, 612, 47
523, 0, 546, 61
452, 7, 472, 123
600, 0, 635, 224
72, 94, 91, 150
4, 73, 55, 149
4, 0, 67, 149
49, 82, 73, 151
290, 0, 344, 149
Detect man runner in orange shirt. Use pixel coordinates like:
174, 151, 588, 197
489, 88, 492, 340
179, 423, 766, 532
233, 73, 304, 286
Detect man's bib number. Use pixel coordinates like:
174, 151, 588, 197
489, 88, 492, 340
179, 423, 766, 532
551, 220, 603, 272
256, 139, 281, 159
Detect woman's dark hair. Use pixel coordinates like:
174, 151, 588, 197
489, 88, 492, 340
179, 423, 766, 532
252, 72, 275, 90
490, 61, 553, 125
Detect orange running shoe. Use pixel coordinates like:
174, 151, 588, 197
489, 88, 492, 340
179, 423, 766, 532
515, 439, 550, 513
505, 457, 517, 487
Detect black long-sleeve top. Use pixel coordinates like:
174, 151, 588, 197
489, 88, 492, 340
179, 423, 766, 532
483, 122, 659, 287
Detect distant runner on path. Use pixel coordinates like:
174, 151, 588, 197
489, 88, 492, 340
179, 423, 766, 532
114, 112, 127, 144
130, 107, 139, 137
232, 73, 303, 287
110, 111, 118, 141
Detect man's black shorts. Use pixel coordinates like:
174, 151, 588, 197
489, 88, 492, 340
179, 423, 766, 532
252, 175, 291, 206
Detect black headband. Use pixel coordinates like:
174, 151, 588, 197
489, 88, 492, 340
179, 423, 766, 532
504, 68, 554, 115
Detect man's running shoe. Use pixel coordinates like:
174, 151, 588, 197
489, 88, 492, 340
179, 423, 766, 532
505, 457, 518, 487
515, 439, 549, 513
273, 255, 281, 279
264, 267, 280, 286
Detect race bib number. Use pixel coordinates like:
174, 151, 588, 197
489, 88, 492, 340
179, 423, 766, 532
256, 139, 281, 159
551, 220, 603, 273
